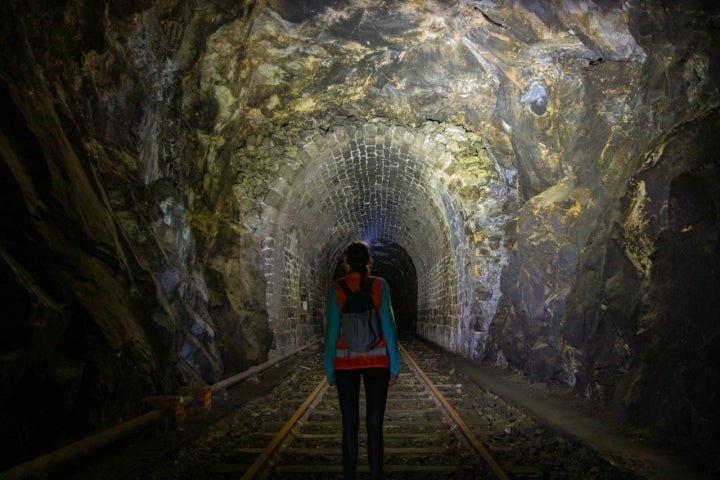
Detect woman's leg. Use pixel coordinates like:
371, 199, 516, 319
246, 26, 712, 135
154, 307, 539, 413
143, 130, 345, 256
335, 369, 361, 480
363, 368, 390, 480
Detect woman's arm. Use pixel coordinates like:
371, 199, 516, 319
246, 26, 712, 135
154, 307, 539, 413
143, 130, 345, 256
323, 285, 341, 383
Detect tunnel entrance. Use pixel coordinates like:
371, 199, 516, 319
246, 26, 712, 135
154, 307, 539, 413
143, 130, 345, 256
256, 118, 515, 359
332, 240, 418, 333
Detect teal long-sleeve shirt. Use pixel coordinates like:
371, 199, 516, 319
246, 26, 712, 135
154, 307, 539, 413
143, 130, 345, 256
323, 276, 400, 383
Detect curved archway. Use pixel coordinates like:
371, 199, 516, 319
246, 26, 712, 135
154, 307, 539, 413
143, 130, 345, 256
263, 120, 461, 353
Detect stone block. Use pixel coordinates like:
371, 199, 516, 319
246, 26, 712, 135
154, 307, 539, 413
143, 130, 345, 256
264, 188, 282, 207
333, 126, 349, 143
303, 141, 320, 159
362, 123, 378, 138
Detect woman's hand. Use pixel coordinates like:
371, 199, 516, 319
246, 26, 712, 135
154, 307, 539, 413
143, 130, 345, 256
389, 374, 398, 386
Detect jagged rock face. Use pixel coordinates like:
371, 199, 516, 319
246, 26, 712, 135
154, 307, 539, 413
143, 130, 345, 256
1, 0, 719, 468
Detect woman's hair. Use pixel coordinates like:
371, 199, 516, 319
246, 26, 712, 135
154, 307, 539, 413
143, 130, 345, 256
344, 241, 373, 279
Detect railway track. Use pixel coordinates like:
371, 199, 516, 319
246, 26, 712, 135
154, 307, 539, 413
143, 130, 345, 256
45, 335, 639, 480
133, 336, 535, 480
236, 344, 509, 479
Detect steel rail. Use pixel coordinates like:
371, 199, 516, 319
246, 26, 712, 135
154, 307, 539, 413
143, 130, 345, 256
239, 378, 328, 480
212, 339, 321, 394
0, 341, 320, 480
0, 410, 165, 480
400, 344, 510, 480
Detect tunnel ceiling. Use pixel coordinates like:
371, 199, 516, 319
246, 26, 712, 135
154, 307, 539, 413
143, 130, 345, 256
1, 0, 720, 467
249, 117, 516, 355
272, 121, 454, 276
199, 0, 668, 302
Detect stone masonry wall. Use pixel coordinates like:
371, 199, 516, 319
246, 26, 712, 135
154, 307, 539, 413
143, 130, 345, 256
229, 117, 517, 360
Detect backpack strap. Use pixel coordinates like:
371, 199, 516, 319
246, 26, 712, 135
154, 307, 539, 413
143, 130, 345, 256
338, 277, 375, 294
360, 276, 374, 293
337, 279, 353, 297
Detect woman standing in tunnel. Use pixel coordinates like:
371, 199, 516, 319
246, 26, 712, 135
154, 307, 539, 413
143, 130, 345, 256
324, 241, 400, 480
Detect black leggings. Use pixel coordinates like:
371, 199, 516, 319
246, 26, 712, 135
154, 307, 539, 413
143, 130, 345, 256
334, 367, 390, 480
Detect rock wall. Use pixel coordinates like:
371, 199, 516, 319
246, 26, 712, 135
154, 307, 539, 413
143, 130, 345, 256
564, 112, 720, 451
1, 0, 719, 469
0, 0, 267, 466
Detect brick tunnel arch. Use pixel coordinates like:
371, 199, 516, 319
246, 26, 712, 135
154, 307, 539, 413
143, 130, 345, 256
259, 120, 464, 355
